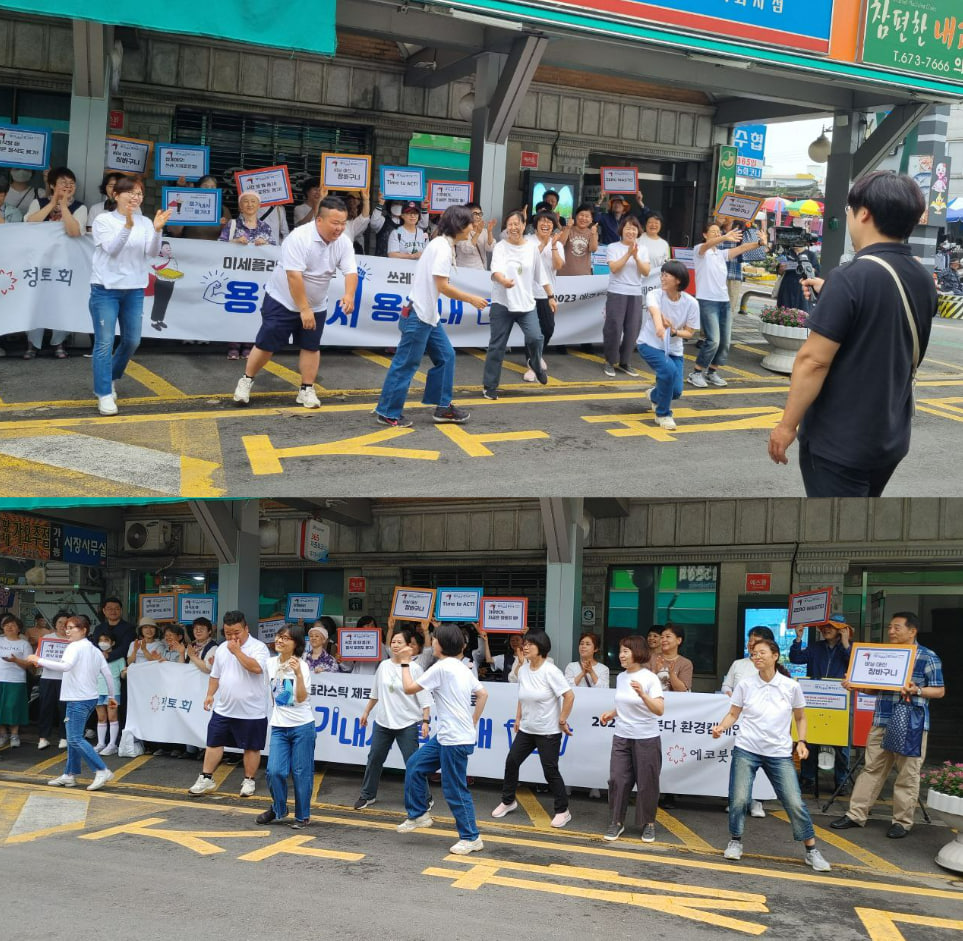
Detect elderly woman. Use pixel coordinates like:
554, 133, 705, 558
303, 621, 345, 673
564, 631, 610, 689
0, 614, 32, 748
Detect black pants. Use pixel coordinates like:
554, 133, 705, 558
151, 280, 175, 324
799, 441, 899, 497
501, 729, 568, 814
37, 678, 66, 740
535, 297, 555, 348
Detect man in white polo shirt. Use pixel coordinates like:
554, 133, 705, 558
188, 610, 270, 798
233, 195, 358, 409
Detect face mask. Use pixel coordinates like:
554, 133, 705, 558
98, 641, 112, 651
10, 169, 32, 183
390, 205, 402, 218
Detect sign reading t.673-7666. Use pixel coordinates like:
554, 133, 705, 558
861, 0, 963, 83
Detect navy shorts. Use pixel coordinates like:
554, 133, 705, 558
254, 294, 325, 353
206, 711, 268, 752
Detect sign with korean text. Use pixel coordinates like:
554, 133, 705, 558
380, 166, 425, 201
155, 144, 209, 181
797, 679, 850, 747
105, 136, 152, 174
861, 0, 963, 83
481, 596, 528, 634
846, 643, 917, 691
600, 166, 638, 194
787, 587, 833, 628
177, 594, 217, 624
428, 180, 474, 213
285, 593, 325, 622
37, 635, 69, 663
337, 627, 382, 662
713, 192, 766, 223
139, 593, 177, 623
520, 150, 539, 169
391, 586, 436, 622
734, 124, 767, 180
162, 187, 223, 227
435, 587, 483, 622
258, 617, 286, 644
320, 153, 371, 192
0, 125, 51, 171
716, 145, 738, 205
745, 573, 772, 592
348, 577, 366, 594
0, 513, 107, 565
234, 165, 293, 206
298, 519, 330, 563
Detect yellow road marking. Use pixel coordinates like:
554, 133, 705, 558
5, 820, 88, 844
260, 359, 322, 391
583, 406, 782, 440
110, 754, 153, 782
0, 789, 32, 830
211, 762, 237, 791
434, 424, 549, 457
311, 771, 325, 806
80, 815, 271, 855
656, 808, 716, 853
567, 349, 607, 365
514, 787, 553, 830
353, 349, 426, 385
769, 810, 901, 874
24, 752, 70, 775
461, 348, 567, 386
238, 834, 364, 862
0, 454, 162, 498
124, 361, 188, 398
855, 908, 963, 940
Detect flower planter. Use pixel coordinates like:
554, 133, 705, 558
926, 789, 963, 873
758, 321, 809, 374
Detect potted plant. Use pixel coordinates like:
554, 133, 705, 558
757, 305, 810, 374
923, 762, 963, 873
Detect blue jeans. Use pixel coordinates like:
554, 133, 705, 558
89, 284, 144, 397
65, 699, 107, 777
361, 721, 420, 800
482, 303, 543, 392
639, 343, 684, 416
728, 746, 814, 842
266, 721, 316, 822
695, 299, 731, 370
404, 735, 478, 841
376, 314, 455, 419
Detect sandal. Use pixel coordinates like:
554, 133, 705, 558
54, 344, 68, 359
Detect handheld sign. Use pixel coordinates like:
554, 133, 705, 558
234, 165, 293, 206
796, 679, 850, 747
391, 587, 436, 622
155, 143, 209, 181
105, 135, 153, 175
177, 593, 217, 624
713, 192, 765, 224
600, 166, 638, 194
435, 587, 483, 622
258, 617, 286, 645
0, 124, 51, 171
481, 596, 528, 634
162, 187, 222, 226
380, 166, 425, 201
37, 635, 69, 663
787, 587, 833, 628
337, 627, 382, 662
285, 593, 325, 622
428, 180, 474, 213
321, 153, 371, 192
845, 643, 918, 692
139, 593, 176, 623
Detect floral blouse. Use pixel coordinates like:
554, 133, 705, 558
303, 647, 345, 673
219, 217, 275, 245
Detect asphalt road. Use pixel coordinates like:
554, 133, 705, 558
2, 311, 963, 498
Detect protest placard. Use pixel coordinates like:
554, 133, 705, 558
37, 635, 69, 662
234, 165, 293, 206
139, 593, 176, 623
177, 594, 217, 624
155, 144, 209, 181
258, 617, 286, 644
105, 136, 152, 174
0, 124, 51, 170
846, 644, 917, 692
788, 587, 833, 628
321, 153, 371, 191
285, 594, 325, 622
435, 587, 483, 622
600, 166, 638, 194
481, 596, 528, 633
713, 192, 765, 223
391, 586, 436, 622
337, 628, 382, 662
380, 166, 425, 201
162, 187, 222, 226
428, 180, 474, 213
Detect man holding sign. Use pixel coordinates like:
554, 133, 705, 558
831, 612, 944, 839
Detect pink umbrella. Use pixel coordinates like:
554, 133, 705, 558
763, 196, 788, 226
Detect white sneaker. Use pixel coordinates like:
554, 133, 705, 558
551, 810, 572, 828
805, 847, 832, 872
37, 738, 50, 750
705, 371, 727, 387
101, 744, 118, 757
9, 734, 20, 747
655, 414, 677, 431
93, 743, 106, 754
687, 371, 708, 388
48, 773, 76, 787
296, 386, 321, 409
240, 777, 256, 797
724, 839, 743, 860
522, 368, 537, 383
233, 375, 254, 404
58, 738, 68, 749
491, 801, 518, 818
87, 768, 114, 791
189, 774, 218, 795
450, 837, 484, 855
97, 394, 118, 416
750, 800, 766, 818
639, 387, 654, 412
397, 813, 433, 833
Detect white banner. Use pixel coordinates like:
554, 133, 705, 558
0, 226, 609, 346
125, 663, 775, 797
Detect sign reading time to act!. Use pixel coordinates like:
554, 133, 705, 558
861, 0, 963, 82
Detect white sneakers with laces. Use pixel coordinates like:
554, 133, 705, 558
450, 837, 484, 855
97, 395, 118, 416
240, 777, 256, 797
87, 768, 114, 791
397, 813, 433, 832
48, 773, 76, 788
233, 375, 254, 404
491, 801, 517, 818
296, 386, 321, 409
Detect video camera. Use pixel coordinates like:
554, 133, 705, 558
772, 226, 819, 250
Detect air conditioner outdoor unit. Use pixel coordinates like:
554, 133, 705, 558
124, 520, 173, 552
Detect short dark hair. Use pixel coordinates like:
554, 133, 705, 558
276, 623, 306, 657
222, 610, 247, 628
646, 211, 664, 226
99, 172, 123, 197
532, 210, 558, 230
302, 176, 320, 196
317, 616, 338, 635
433, 622, 466, 657
1, 614, 24, 632
753, 638, 791, 676
48, 166, 76, 187
435, 204, 474, 238
891, 611, 921, 631
103, 597, 123, 609
575, 203, 596, 218
748, 626, 775, 642
505, 209, 526, 226
409, 630, 425, 651
660, 259, 690, 291
318, 195, 347, 216
113, 176, 144, 196
391, 626, 415, 646
467, 202, 482, 212
53, 610, 72, 627
618, 214, 641, 236
191, 617, 213, 635
197, 175, 218, 188
544, 189, 559, 201
522, 629, 551, 657
534, 201, 552, 214
702, 219, 722, 236
620, 634, 650, 665
163, 624, 185, 642
847, 171, 925, 240
356, 615, 377, 629
663, 623, 685, 643
578, 631, 600, 651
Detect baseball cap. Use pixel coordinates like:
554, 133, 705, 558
824, 613, 850, 629
401, 201, 421, 213
609, 194, 627, 204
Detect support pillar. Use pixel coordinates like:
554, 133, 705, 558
820, 112, 861, 272
907, 106, 950, 269
67, 21, 112, 204
541, 498, 584, 662
469, 53, 508, 220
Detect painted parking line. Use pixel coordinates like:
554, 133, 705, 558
80, 815, 272, 855
434, 423, 549, 457
656, 808, 716, 853
110, 755, 154, 783
311, 771, 325, 806
24, 752, 70, 775
514, 786, 554, 830
238, 834, 364, 863
124, 361, 189, 398
353, 348, 427, 385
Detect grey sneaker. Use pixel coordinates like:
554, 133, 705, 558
705, 370, 728, 387
724, 839, 743, 860
433, 404, 469, 424
687, 370, 708, 388
641, 823, 656, 843
233, 375, 254, 405
354, 796, 377, 810
805, 847, 831, 872
602, 363, 617, 378
616, 363, 640, 377
603, 822, 624, 841
397, 813, 433, 833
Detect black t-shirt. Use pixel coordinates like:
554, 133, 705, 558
799, 242, 935, 470
91, 618, 135, 664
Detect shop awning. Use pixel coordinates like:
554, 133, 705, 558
0, 1, 337, 56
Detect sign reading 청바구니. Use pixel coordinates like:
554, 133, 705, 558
861, 0, 963, 83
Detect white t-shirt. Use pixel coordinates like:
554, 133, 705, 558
91, 212, 162, 289
27, 199, 88, 233
210, 635, 271, 720
370, 659, 432, 729
37, 638, 115, 701
387, 226, 428, 256
127, 639, 164, 663
640, 236, 670, 291
606, 241, 650, 295
0, 637, 31, 683
731, 670, 805, 757
563, 660, 610, 689
293, 202, 314, 225
528, 236, 564, 300
613, 668, 663, 739
490, 238, 547, 311
721, 657, 758, 695
409, 235, 456, 326
516, 660, 570, 735
267, 657, 315, 727
415, 656, 482, 746
693, 243, 732, 302
641, 289, 700, 357
265, 223, 357, 313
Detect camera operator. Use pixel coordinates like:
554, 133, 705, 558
775, 228, 820, 313
937, 251, 963, 295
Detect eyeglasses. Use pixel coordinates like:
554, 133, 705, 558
471, 211, 484, 217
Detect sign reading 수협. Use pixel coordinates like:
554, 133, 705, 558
481, 596, 528, 633
435, 587, 483, 622
733, 125, 767, 180
600, 167, 638, 194
428, 181, 475, 213
320, 153, 371, 191
258, 617, 285, 644
177, 594, 217, 624
105, 136, 152, 174
713, 192, 766, 223
0, 124, 51, 170
139, 593, 176, 623
380, 166, 425, 201
155, 144, 209, 181
846, 644, 918, 692
234, 166, 293, 206
37, 636, 69, 663
391, 587, 436, 622
337, 627, 382, 662
285, 594, 325, 622
162, 188, 222, 226
787, 587, 833, 628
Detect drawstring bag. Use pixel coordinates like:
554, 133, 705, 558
881, 695, 925, 757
